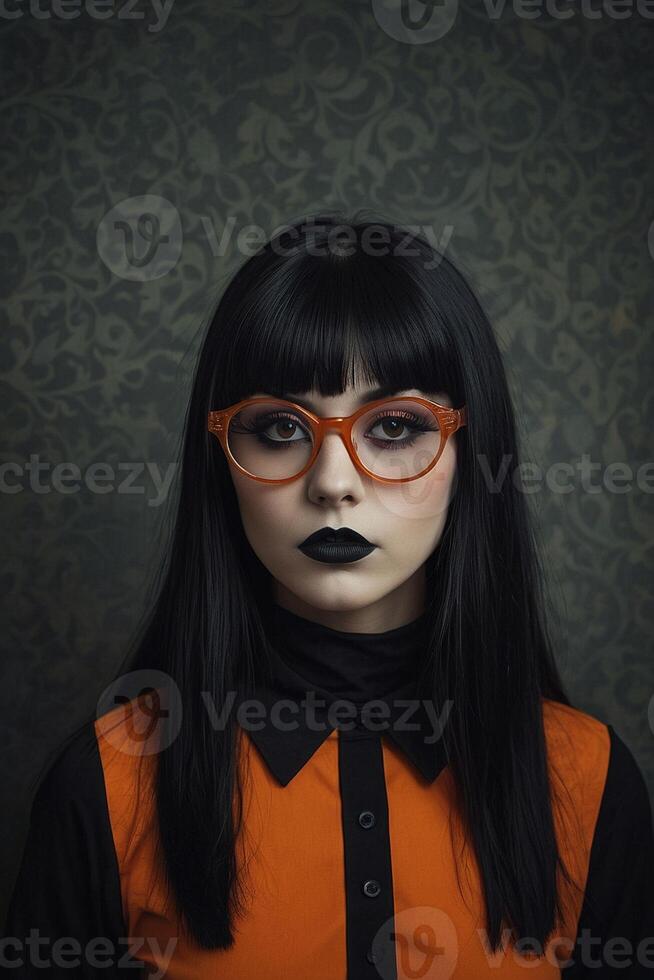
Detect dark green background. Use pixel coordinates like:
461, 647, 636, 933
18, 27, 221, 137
2, 0, 653, 921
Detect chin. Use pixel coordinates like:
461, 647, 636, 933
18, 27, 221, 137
291, 585, 381, 613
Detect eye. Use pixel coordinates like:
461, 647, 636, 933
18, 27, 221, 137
261, 413, 309, 442
236, 410, 311, 445
365, 410, 437, 447
368, 415, 413, 440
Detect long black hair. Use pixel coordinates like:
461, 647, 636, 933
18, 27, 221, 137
94, 210, 581, 951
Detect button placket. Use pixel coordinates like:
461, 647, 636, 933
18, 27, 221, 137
338, 731, 397, 977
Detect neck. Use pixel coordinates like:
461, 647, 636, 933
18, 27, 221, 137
267, 601, 430, 703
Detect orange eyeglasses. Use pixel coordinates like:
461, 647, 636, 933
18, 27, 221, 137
207, 394, 467, 485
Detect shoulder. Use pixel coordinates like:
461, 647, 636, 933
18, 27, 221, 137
542, 698, 650, 788
541, 698, 611, 801
542, 697, 610, 756
30, 692, 161, 838
542, 698, 652, 840
30, 717, 106, 818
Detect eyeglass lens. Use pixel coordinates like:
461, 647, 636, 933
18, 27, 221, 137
227, 399, 445, 481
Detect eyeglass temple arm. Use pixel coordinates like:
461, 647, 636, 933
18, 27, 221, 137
208, 413, 225, 435
437, 405, 467, 436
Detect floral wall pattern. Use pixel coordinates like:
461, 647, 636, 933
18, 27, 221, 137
2, 0, 652, 915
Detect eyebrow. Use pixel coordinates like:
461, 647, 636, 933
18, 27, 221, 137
283, 384, 412, 412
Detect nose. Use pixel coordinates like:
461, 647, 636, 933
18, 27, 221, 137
305, 431, 362, 500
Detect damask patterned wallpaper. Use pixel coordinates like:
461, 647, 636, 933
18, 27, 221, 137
2, 0, 652, 916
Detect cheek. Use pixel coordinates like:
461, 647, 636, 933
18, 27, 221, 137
231, 473, 298, 536
368, 445, 457, 525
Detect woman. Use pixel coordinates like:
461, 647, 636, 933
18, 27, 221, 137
5, 211, 653, 978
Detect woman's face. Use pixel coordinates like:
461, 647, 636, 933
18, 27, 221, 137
227, 379, 459, 631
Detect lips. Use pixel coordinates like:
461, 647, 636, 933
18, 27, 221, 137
299, 526, 374, 547
297, 526, 377, 565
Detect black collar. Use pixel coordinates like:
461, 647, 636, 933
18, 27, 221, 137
236, 639, 450, 787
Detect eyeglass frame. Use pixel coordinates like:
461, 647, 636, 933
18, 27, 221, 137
207, 394, 467, 485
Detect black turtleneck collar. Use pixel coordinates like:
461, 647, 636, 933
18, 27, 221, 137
237, 602, 449, 787
269, 602, 430, 703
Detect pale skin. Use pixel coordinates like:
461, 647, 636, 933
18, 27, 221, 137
227, 374, 459, 635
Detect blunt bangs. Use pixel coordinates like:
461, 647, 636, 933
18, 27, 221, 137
213, 227, 464, 410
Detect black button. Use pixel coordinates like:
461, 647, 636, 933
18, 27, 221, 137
366, 948, 378, 964
362, 878, 381, 898
358, 810, 376, 829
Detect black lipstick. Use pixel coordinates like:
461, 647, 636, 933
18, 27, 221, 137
297, 526, 377, 565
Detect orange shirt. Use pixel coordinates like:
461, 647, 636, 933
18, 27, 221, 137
90, 687, 652, 978
4, 644, 654, 978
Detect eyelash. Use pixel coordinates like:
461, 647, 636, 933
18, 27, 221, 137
238, 409, 436, 451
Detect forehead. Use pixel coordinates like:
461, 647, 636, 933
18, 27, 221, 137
252, 384, 451, 412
